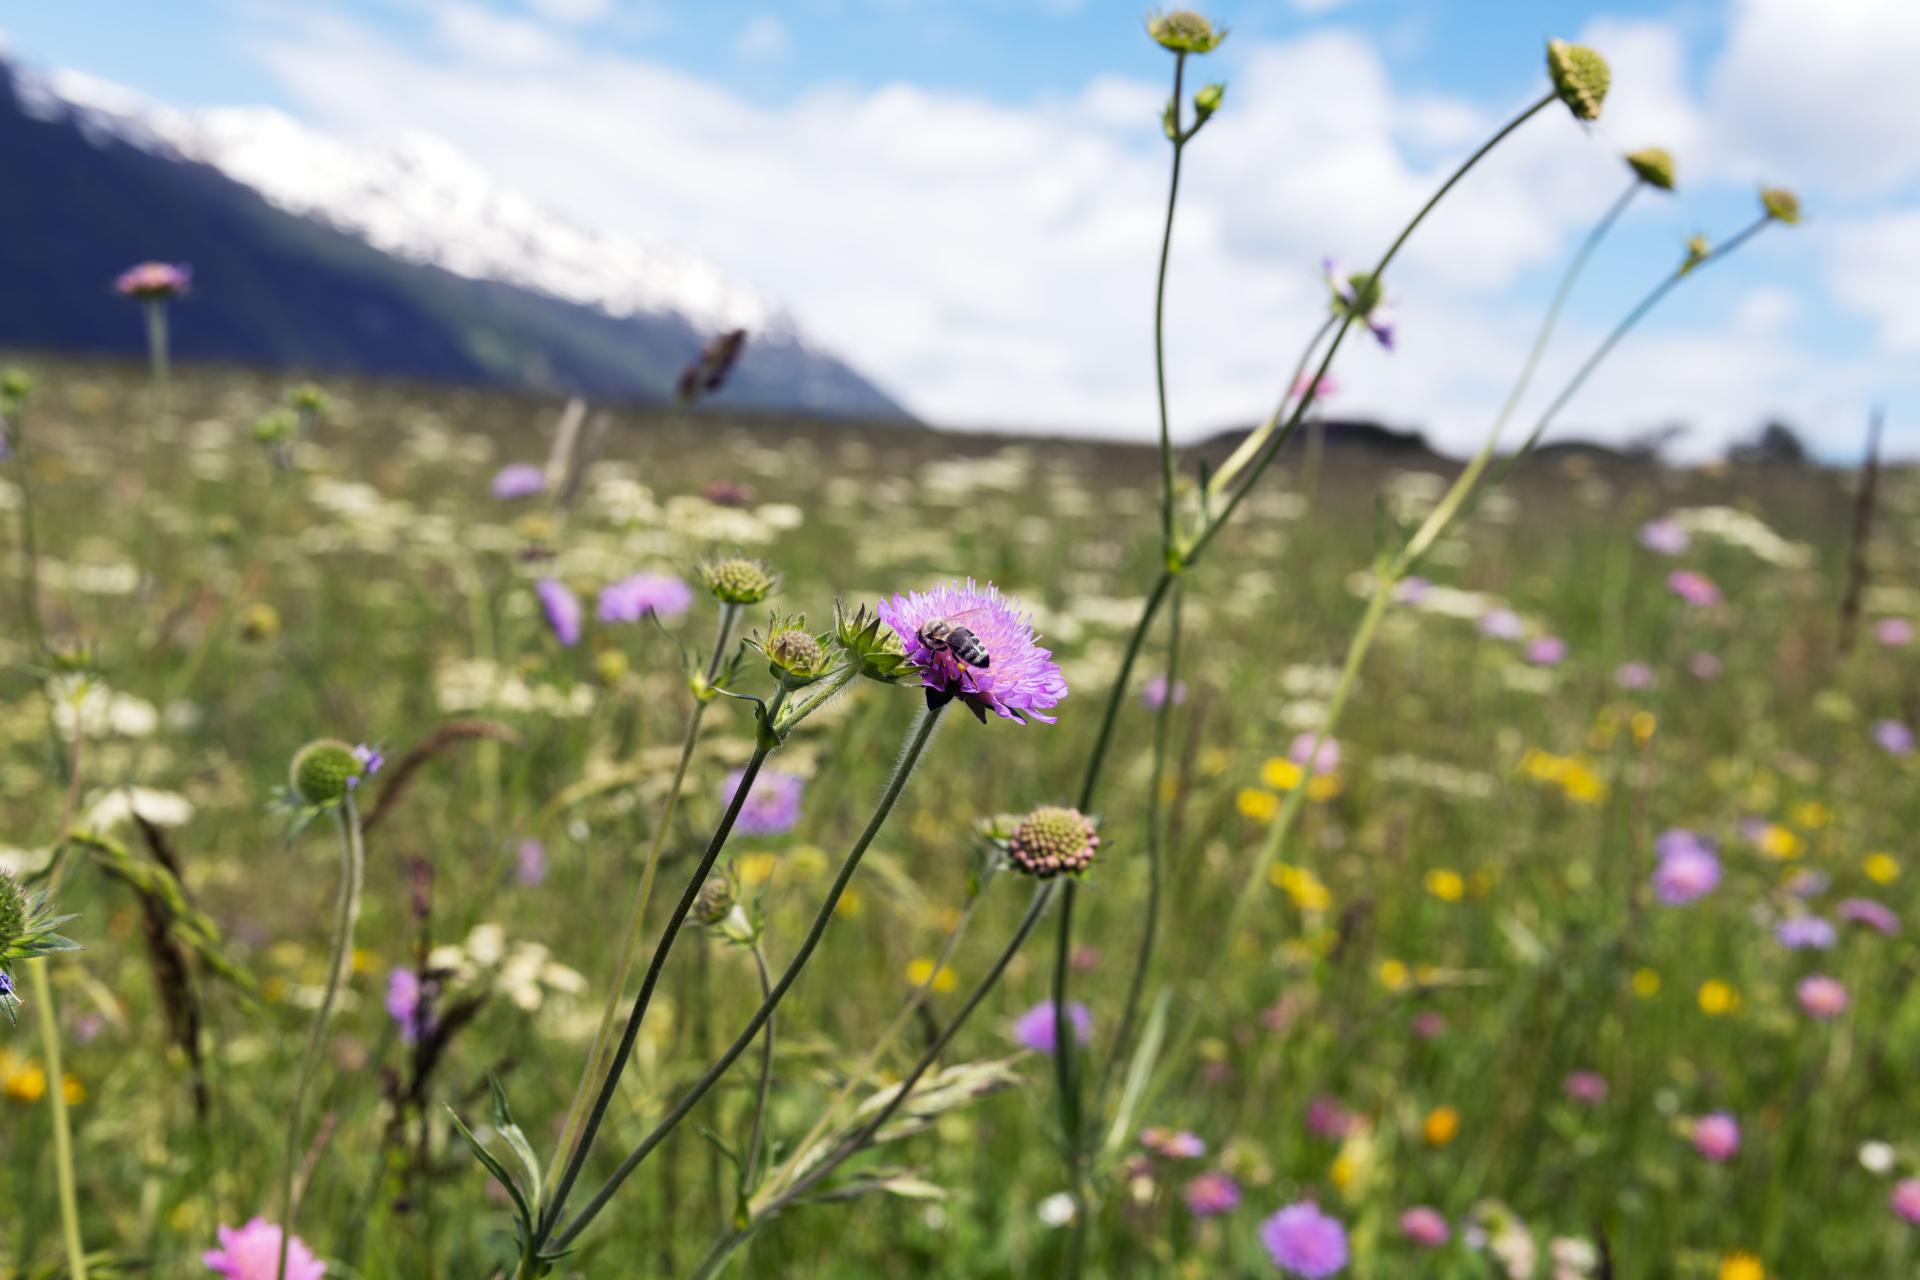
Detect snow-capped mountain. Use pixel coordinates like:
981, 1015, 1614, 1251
0, 52, 905, 417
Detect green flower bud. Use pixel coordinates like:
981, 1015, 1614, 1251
290, 739, 366, 807
1006, 806, 1100, 879
0, 370, 29, 404
288, 383, 329, 414
241, 602, 282, 643
1547, 39, 1610, 122
1681, 234, 1711, 275
1625, 147, 1676, 192
1148, 9, 1226, 54
694, 873, 737, 927
701, 557, 778, 606
834, 600, 918, 685
1760, 186, 1801, 225
0, 874, 27, 956
208, 514, 241, 546
1193, 82, 1225, 120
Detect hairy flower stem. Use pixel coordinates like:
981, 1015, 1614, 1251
539, 679, 790, 1238
277, 796, 365, 1280
545, 604, 740, 1193
548, 702, 948, 1251
742, 943, 776, 1198
1153, 52, 1188, 561
29, 959, 87, 1280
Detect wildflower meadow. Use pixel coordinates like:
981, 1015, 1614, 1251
5, 12, 1920, 1280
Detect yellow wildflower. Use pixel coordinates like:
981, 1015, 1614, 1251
904, 958, 957, 994
1424, 869, 1465, 903
1261, 758, 1304, 791
1306, 774, 1343, 803
1698, 979, 1739, 1016
1719, 1252, 1764, 1280
1865, 852, 1900, 884
1759, 824, 1802, 861
1378, 959, 1410, 991
1237, 788, 1279, 822
1632, 968, 1661, 998
1630, 710, 1657, 743
1423, 1105, 1459, 1147
738, 852, 780, 887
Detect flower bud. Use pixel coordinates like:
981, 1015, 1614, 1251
1007, 805, 1101, 879
288, 383, 329, 414
1681, 234, 1711, 275
241, 602, 282, 643
290, 739, 379, 807
1194, 82, 1225, 121
834, 600, 918, 685
694, 873, 737, 926
1148, 10, 1226, 55
1760, 186, 1801, 225
0, 874, 26, 957
701, 557, 777, 606
1546, 39, 1610, 121
0, 370, 29, 404
208, 514, 241, 546
1625, 147, 1676, 192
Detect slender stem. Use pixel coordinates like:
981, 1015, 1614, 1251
1153, 52, 1188, 559
1075, 571, 1175, 812
8, 394, 44, 655
1096, 581, 1182, 1111
545, 604, 740, 1193
742, 942, 776, 1195
30, 958, 87, 1280
539, 680, 790, 1237
550, 702, 948, 1250
1208, 313, 1337, 500
277, 795, 365, 1280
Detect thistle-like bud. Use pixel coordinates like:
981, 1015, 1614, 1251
1681, 234, 1711, 275
1194, 82, 1225, 122
1760, 186, 1801, 225
759, 616, 834, 685
702, 556, 777, 606
1006, 805, 1101, 879
0, 874, 26, 957
241, 602, 282, 643
288, 383, 329, 414
694, 872, 737, 926
1546, 39, 1610, 122
1625, 147, 1676, 192
289, 739, 381, 807
0, 872, 82, 1022
1148, 10, 1226, 55
834, 600, 918, 685
0, 369, 28, 405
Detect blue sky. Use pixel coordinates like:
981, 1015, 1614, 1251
5, 0, 1918, 457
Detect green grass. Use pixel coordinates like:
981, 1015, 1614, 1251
1, 357, 1915, 1279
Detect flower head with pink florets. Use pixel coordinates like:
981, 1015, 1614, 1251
876, 579, 1067, 725
203, 1218, 326, 1280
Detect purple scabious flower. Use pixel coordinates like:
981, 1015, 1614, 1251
1876, 618, 1915, 648
1838, 897, 1899, 936
1142, 674, 1187, 710
1652, 830, 1719, 905
1775, 916, 1836, 950
203, 1218, 325, 1280
1261, 1201, 1349, 1278
1667, 569, 1721, 606
1183, 1171, 1242, 1217
0, 971, 13, 999
1892, 1178, 1920, 1225
1012, 1000, 1091, 1054
1323, 258, 1394, 351
1304, 1095, 1353, 1139
491, 463, 546, 500
1797, 974, 1849, 1020
516, 838, 548, 887
1395, 577, 1431, 605
1688, 651, 1722, 680
348, 744, 384, 791
598, 573, 694, 624
723, 768, 804, 836
1525, 635, 1567, 666
876, 579, 1067, 725
385, 968, 432, 1045
1399, 1206, 1450, 1247
116, 261, 192, 301
1478, 608, 1524, 640
1873, 720, 1915, 756
536, 579, 582, 647
1639, 517, 1690, 556
1563, 1070, 1608, 1104
1141, 1126, 1207, 1159
1614, 661, 1655, 690
1288, 732, 1340, 776
1692, 1112, 1741, 1162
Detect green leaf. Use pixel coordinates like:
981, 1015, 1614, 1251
1103, 986, 1171, 1156
488, 1075, 545, 1213
447, 1103, 533, 1233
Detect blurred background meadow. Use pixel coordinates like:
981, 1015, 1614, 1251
4, 3, 1920, 1279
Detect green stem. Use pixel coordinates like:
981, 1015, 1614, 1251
8, 394, 44, 654
1153, 52, 1188, 560
742, 942, 776, 1197
1209, 313, 1338, 500
29, 958, 87, 1280
539, 679, 790, 1238
549, 701, 948, 1251
544, 604, 740, 1194
277, 795, 365, 1280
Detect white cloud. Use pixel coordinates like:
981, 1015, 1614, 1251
524, 0, 613, 23
1828, 212, 1920, 352
735, 14, 790, 62
1291, 0, 1360, 14
434, 3, 571, 67
235, 3, 1895, 454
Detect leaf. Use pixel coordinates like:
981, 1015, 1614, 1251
1103, 986, 1171, 1156
447, 1103, 533, 1234
488, 1075, 545, 1213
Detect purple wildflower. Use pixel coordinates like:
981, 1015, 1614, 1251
491, 463, 546, 500
1892, 1179, 1920, 1225
1614, 661, 1655, 690
1012, 1000, 1091, 1055
1399, 1207, 1450, 1248
723, 769, 805, 836
1639, 517, 1690, 556
1184, 1171, 1242, 1217
1667, 569, 1721, 606
1288, 732, 1340, 776
876, 579, 1067, 725
203, 1218, 326, 1280
116, 261, 192, 301
1876, 618, 1915, 648
1141, 1127, 1207, 1159
1304, 1095, 1353, 1139
385, 968, 431, 1045
1525, 636, 1567, 666
1323, 257, 1394, 351
1652, 831, 1719, 905
1395, 577, 1431, 605
1563, 1070, 1608, 1104
1411, 1010, 1446, 1040
1775, 916, 1836, 950
598, 573, 694, 624
536, 579, 582, 647
1688, 651, 1722, 680
1692, 1112, 1741, 1162
1478, 608, 1524, 640
1142, 674, 1187, 711
0, 971, 12, 999
347, 744, 383, 791
1797, 974, 1849, 1020
1838, 897, 1899, 936
1873, 720, 1915, 756
516, 838, 548, 888
1261, 1201, 1349, 1278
